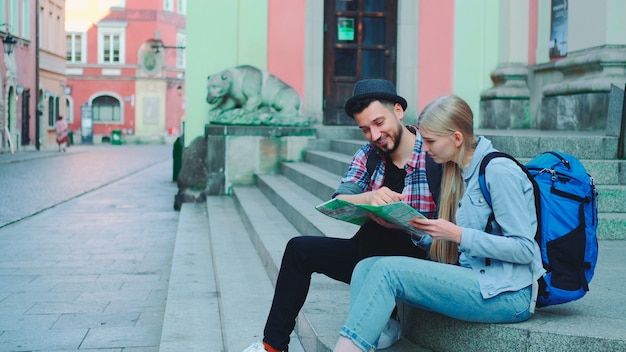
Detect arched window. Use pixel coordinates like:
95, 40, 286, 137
92, 95, 121, 122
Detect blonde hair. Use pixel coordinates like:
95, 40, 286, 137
417, 95, 477, 264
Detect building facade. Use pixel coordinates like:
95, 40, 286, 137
65, 0, 186, 144
1, 0, 38, 153
40, 0, 68, 148
184, 0, 626, 145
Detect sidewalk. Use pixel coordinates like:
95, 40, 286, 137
0, 144, 102, 164
0, 158, 178, 351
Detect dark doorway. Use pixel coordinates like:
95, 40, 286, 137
21, 89, 31, 146
323, 0, 398, 125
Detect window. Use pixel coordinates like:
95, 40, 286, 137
66, 97, 74, 123
21, 0, 30, 40
103, 33, 120, 63
92, 95, 121, 122
47, 95, 55, 128
97, 22, 126, 64
10, 2, 19, 33
0, 5, 6, 30
164, 0, 173, 12
177, 0, 186, 14
176, 31, 186, 69
66, 32, 85, 63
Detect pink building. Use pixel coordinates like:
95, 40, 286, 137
65, 0, 186, 144
1, 0, 38, 153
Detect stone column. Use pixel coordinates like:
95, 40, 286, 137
479, 0, 531, 129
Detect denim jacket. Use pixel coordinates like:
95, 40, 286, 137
456, 137, 545, 300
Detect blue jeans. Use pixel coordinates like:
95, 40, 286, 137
340, 256, 533, 351
263, 223, 427, 351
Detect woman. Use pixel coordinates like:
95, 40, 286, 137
333, 95, 545, 352
55, 116, 69, 152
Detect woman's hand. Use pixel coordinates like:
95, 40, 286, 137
408, 217, 463, 244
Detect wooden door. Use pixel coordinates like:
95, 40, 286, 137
323, 0, 398, 125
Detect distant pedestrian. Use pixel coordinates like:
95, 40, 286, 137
55, 116, 69, 152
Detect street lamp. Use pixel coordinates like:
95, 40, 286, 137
151, 43, 186, 53
3, 33, 17, 55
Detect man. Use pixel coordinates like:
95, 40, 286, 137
244, 79, 440, 352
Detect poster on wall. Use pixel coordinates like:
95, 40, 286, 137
337, 17, 355, 41
550, 0, 568, 58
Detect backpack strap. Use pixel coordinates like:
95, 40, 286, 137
366, 148, 441, 207
478, 152, 519, 207
366, 147, 381, 177
478, 152, 542, 243
425, 153, 442, 207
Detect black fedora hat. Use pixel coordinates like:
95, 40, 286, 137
344, 79, 407, 117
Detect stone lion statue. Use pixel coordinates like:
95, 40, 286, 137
206, 65, 308, 126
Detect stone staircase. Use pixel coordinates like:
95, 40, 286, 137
186, 127, 626, 352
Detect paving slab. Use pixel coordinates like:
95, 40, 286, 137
0, 157, 177, 351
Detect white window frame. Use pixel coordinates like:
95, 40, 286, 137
89, 92, 124, 124
10, 1, 19, 34
0, 5, 6, 32
67, 32, 87, 63
176, 31, 186, 69
177, 0, 186, 14
66, 96, 74, 124
21, 0, 30, 40
164, 0, 174, 12
97, 22, 127, 65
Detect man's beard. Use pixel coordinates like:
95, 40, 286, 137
382, 122, 404, 155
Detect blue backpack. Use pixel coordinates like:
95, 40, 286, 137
478, 151, 599, 307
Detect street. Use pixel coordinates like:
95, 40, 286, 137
0, 145, 173, 228
0, 144, 179, 351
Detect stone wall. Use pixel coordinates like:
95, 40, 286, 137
205, 125, 316, 195
480, 45, 626, 132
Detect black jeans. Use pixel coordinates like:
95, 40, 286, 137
263, 222, 428, 351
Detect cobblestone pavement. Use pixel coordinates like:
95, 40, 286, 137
0, 145, 179, 351
0, 145, 173, 227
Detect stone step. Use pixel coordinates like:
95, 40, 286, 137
328, 139, 626, 185
227, 179, 626, 352
284, 160, 625, 241
159, 203, 221, 352
310, 137, 626, 240
279, 161, 339, 202
204, 196, 305, 352
596, 212, 626, 240
231, 185, 428, 352
477, 129, 618, 160
406, 240, 626, 352
315, 127, 619, 160
304, 149, 352, 177
597, 185, 626, 212
255, 173, 357, 239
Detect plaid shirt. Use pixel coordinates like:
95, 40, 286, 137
334, 126, 438, 219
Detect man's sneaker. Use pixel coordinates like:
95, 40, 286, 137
377, 315, 402, 349
242, 342, 267, 352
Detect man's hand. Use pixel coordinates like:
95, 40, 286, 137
335, 186, 405, 206
366, 186, 405, 205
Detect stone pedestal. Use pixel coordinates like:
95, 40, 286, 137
538, 46, 626, 131
480, 63, 531, 129
205, 124, 316, 195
